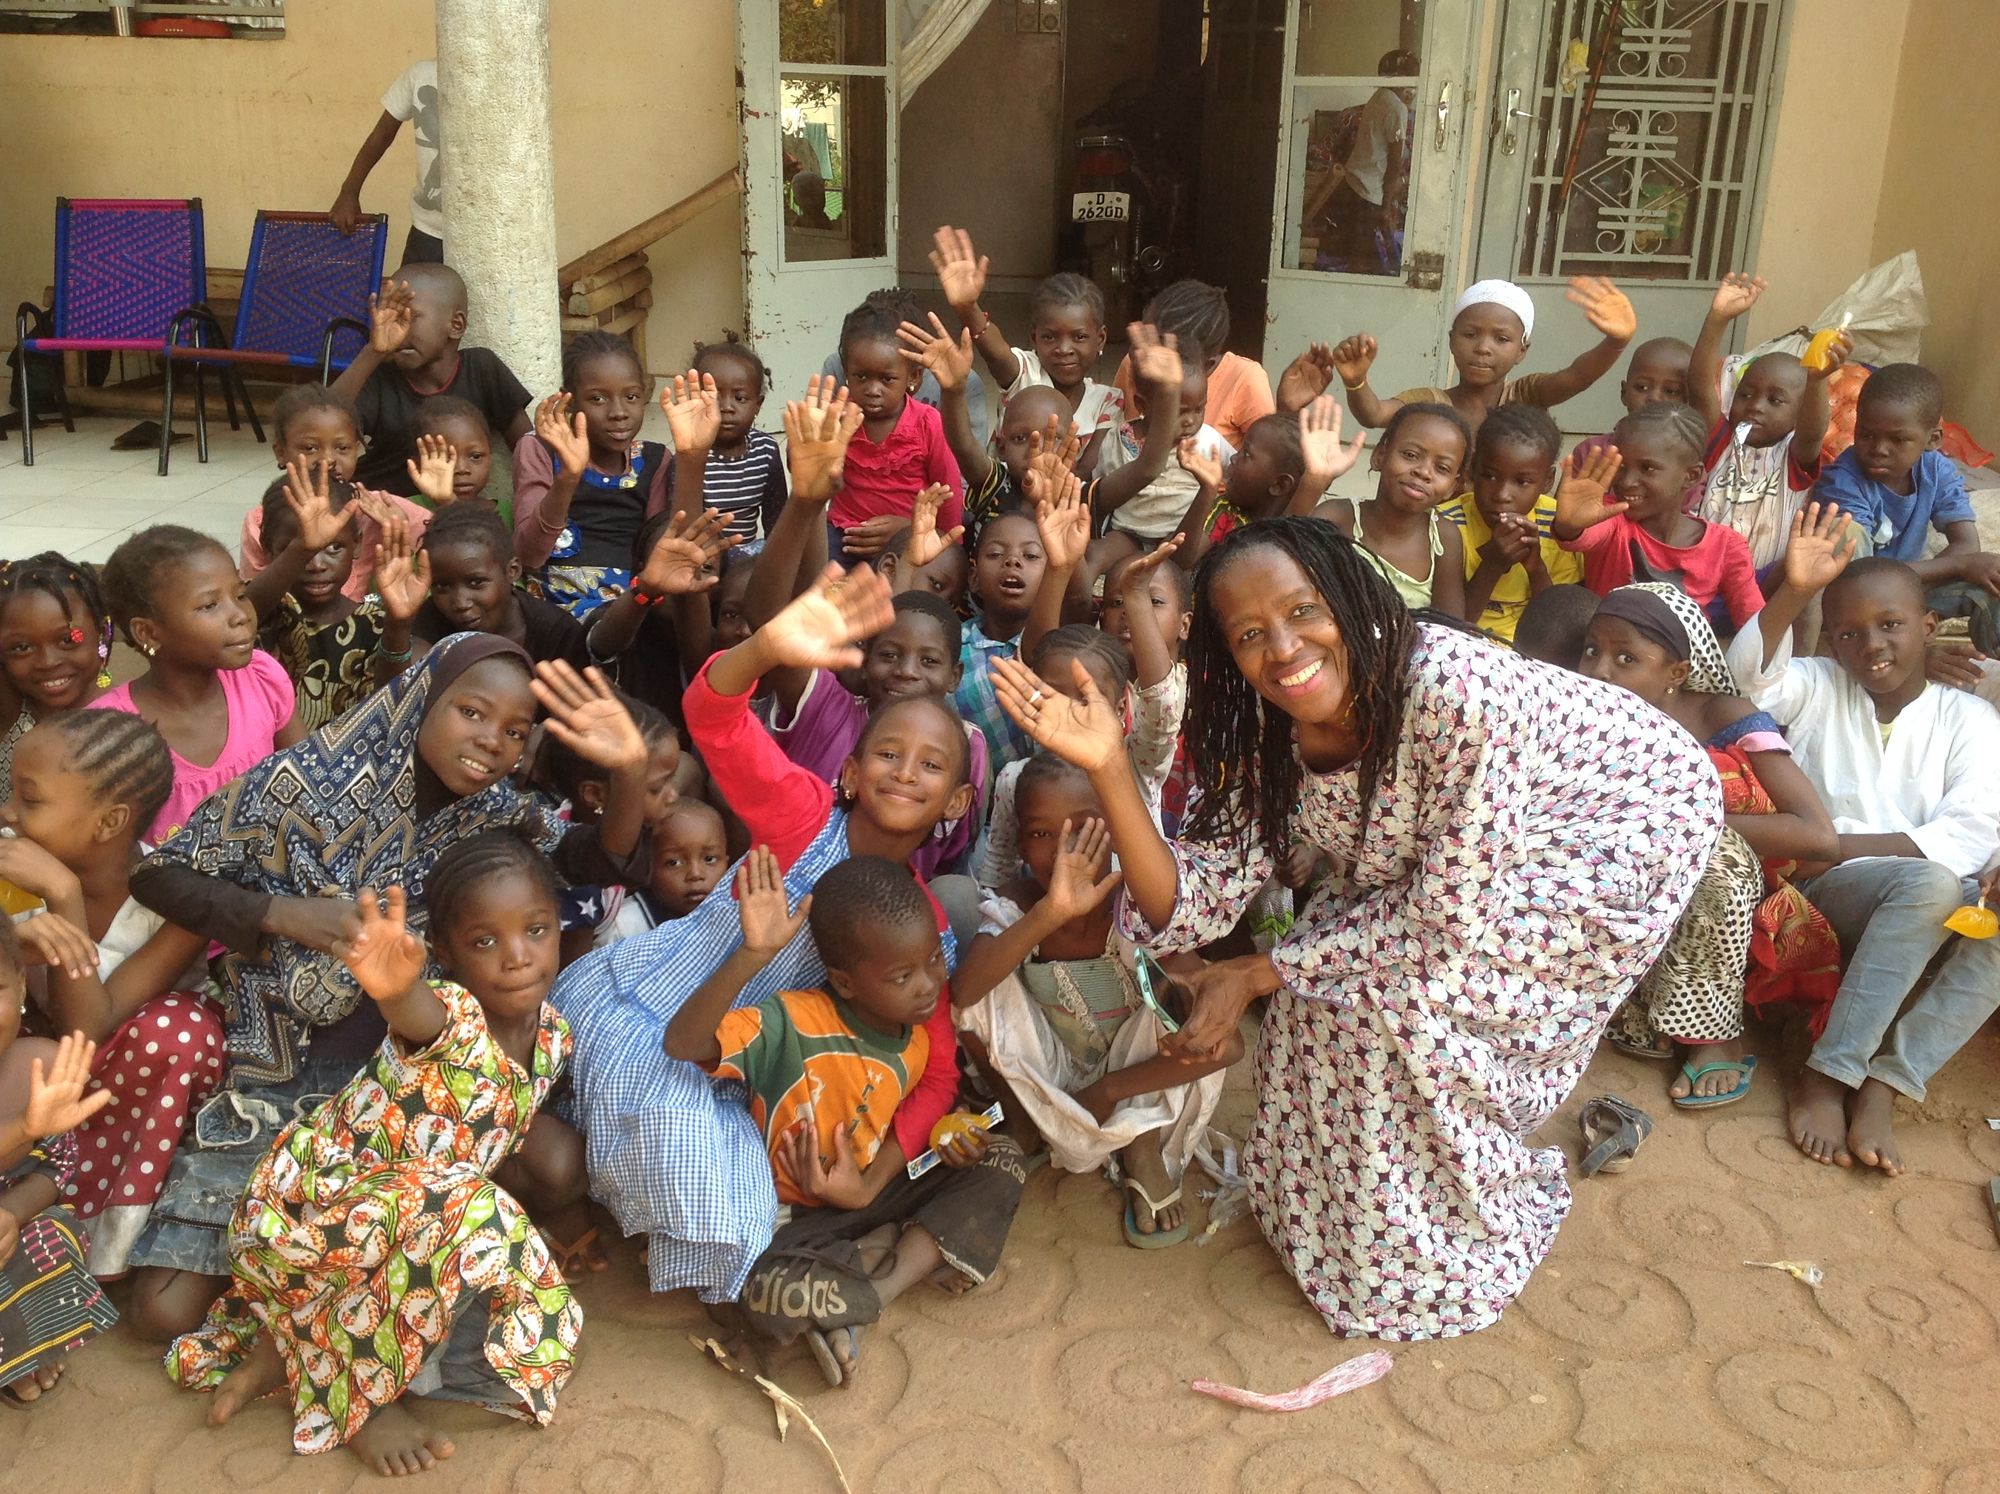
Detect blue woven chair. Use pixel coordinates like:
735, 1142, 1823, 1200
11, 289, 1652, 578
160, 210, 389, 473
12, 197, 206, 467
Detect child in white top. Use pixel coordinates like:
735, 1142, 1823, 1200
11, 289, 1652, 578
1725, 504, 2000, 1178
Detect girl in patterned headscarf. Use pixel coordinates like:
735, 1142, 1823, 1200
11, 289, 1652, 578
1581, 583, 1843, 1107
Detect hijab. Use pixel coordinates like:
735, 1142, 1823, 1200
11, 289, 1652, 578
1599, 583, 1736, 695
151, 633, 560, 1085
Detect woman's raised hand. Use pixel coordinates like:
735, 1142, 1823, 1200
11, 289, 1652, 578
535, 393, 592, 473
531, 662, 648, 773
896, 313, 974, 392
21, 1032, 113, 1139
992, 655, 1124, 773
734, 846, 811, 957
636, 507, 734, 596
282, 456, 356, 553
1043, 817, 1123, 922
1782, 502, 1860, 596
906, 484, 965, 568
1298, 396, 1367, 485
760, 563, 896, 672
661, 370, 722, 453
337, 886, 429, 1003
783, 375, 864, 502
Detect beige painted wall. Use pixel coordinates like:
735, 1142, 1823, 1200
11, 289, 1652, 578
0, 0, 743, 388
1742, 0, 1910, 345
1871, 0, 2000, 437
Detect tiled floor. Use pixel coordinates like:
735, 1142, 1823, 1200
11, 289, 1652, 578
2, 414, 277, 564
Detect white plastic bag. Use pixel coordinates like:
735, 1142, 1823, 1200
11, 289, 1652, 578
1726, 252, 1929, 402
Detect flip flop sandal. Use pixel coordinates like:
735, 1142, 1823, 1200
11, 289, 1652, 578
1122, 1178, 1192, 1249
806, 1326, 863, 1388
1672, 1055, 1758, 1110
1, 1371, 62, 1409
540, 1226, 607, 1276
1608, 1032, 1676, 1061
1579, 1094, 1653, 1177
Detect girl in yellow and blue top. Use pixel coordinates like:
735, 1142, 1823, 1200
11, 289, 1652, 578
1442, 404, 1585, 644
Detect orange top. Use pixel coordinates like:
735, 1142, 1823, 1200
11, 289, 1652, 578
1113, 350, 1275, 451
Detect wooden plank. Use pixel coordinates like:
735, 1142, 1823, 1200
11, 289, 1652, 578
568, 252, 647, 296
567, 264, 652, 318
556, 166, 742, 285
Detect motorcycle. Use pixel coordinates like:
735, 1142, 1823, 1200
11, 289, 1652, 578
1064, 77, 1198, 329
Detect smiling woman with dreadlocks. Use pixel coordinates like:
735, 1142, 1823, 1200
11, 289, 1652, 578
991, 515, 1721, 1340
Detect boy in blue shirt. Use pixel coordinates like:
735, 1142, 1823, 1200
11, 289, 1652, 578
1815, 363, 2000, 648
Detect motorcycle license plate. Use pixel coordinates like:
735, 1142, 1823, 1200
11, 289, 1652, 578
1071, 190, 1131, 223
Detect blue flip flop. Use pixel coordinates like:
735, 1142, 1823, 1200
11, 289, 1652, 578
1122, 1180, 1191, 1249
1673, 1055, 1758, 1109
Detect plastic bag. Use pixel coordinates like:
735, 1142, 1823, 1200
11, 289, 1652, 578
1726, 252, 1930, 413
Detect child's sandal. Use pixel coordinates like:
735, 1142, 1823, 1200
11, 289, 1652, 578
1579, 1094, 1653, 1177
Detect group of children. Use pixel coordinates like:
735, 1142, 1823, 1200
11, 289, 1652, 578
2, 221, 1996, 1471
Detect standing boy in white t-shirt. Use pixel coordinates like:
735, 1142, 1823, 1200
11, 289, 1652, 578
331, 60, 444, 265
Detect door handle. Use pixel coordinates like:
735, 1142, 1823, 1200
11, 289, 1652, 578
1433, 79, 1452, 152
1498, 85, 1542, 156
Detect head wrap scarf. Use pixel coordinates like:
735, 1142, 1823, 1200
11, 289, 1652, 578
1599, 583, 1737, 695
1453, 279, 1536, 340
150, 633, 559, 1086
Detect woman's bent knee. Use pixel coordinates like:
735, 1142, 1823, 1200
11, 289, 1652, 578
128, 1267, 226, 1343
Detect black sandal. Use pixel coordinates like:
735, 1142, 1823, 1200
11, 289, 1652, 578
1579, 1094, 1653, 1177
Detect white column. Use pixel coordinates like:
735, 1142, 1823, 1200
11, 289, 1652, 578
435, 0, 561, 395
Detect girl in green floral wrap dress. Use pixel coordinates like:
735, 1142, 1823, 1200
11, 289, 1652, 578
167, 833, 583, 1476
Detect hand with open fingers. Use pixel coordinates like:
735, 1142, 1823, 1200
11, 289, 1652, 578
839, 514, 906, 561
1127, 323, 1184, 392
337, 885, 429, 1003
1926, 638, 1988, 693
1277, 341, 1338, 409
367, 278, 415, 356
906, 484, 966, 568
23, 1032, 114, 1139
1805, 329, 1854, 383
405, 433, 459, 505
1553, 456, 1626, 535
734, 846, 811, 957
1566, 276, 1637, 341
1118, 535, 1184, 600
374, 515, 432, 622
1177, 437, 1226, 492
1709, 271, 1766, 321
897, 313, 974, 391
283, 456, 357, 552
1298, 396, 1367, 484
16, 910, 99, 981
1031, 471, 1092, 571
1780, 502, 1860, 595
535, 393, 592, 473
1025, 416, 1083, 490
637, 507, 734, 595
788, 1117, 872, 1209
929, 224, 989, 312
761, 563, 897, 672
992, 655, 1124, 772
531, 662, 648, 772
661, 370, 722, 453
782, 375, 865, 501
1330, 333, 1378, 388
1044, 816, 1123, 922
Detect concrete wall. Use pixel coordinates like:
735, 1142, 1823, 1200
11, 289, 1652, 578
0, 0, 743, 389
1870, 0, 2000, 438
1741, 0, 1910, 345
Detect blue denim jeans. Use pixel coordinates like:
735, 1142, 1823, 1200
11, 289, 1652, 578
1799, 857, 2000, 1100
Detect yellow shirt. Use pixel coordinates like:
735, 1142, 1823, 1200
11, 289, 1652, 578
1441, 492, 1583, 644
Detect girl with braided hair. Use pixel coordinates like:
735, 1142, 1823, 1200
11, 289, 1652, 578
0, 550, 113, 801
991, 515, 1722, 1340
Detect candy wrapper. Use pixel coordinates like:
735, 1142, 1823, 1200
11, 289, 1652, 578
905, 1101, 1003, 1180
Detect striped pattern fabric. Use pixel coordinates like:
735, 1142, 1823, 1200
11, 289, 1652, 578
30, 197, 204, 349
0, 1135, 119, 1389
175, 210, 387, 371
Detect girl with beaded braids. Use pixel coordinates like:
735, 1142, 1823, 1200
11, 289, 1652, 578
0, 551, 114, 801
989, 515, 1722, 1341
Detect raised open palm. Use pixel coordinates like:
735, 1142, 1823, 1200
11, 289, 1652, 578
929, 224, 989, 310
906, 484, 965, 568
661, 370, 722, 452
762, 563, 897, 672
22, 1032, 114, 1138
535, 393, 592, 472
637, 507, 733, 595
282, 457, 356, 552
1044, 816, 1123, 921
373, 517, 432, 622
531, 661, 648, 772
1565, 276, 1637, 340
783, 375, 864, 501
1782, 502, 1860, 593
992, 655, 1124, 773
338, 885, 430, 1003
1330, 334, 1377, 388
1298, 396, 1366, 484
734, 846, 811, 956
896, 313, 974, 391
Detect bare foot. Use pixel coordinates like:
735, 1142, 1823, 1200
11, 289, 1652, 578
1120, 1132, 1185, 1235
349, 1401, 456, 1477
1846, 1078, 1904, 1176
828, 1325, 862, 1387
1788, 1067, 1854, 1167
3, 1354, 65, 1403
1670, 1037, 1750, 1100
208, 1333, 284, 1427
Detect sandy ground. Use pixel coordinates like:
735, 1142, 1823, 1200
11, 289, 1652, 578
4, 1011, 1999, 1494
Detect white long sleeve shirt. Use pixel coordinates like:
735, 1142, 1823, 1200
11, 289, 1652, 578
1726, 625, 2000, 878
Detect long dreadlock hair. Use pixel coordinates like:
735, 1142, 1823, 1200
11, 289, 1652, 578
1182, 517, 1415, 868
